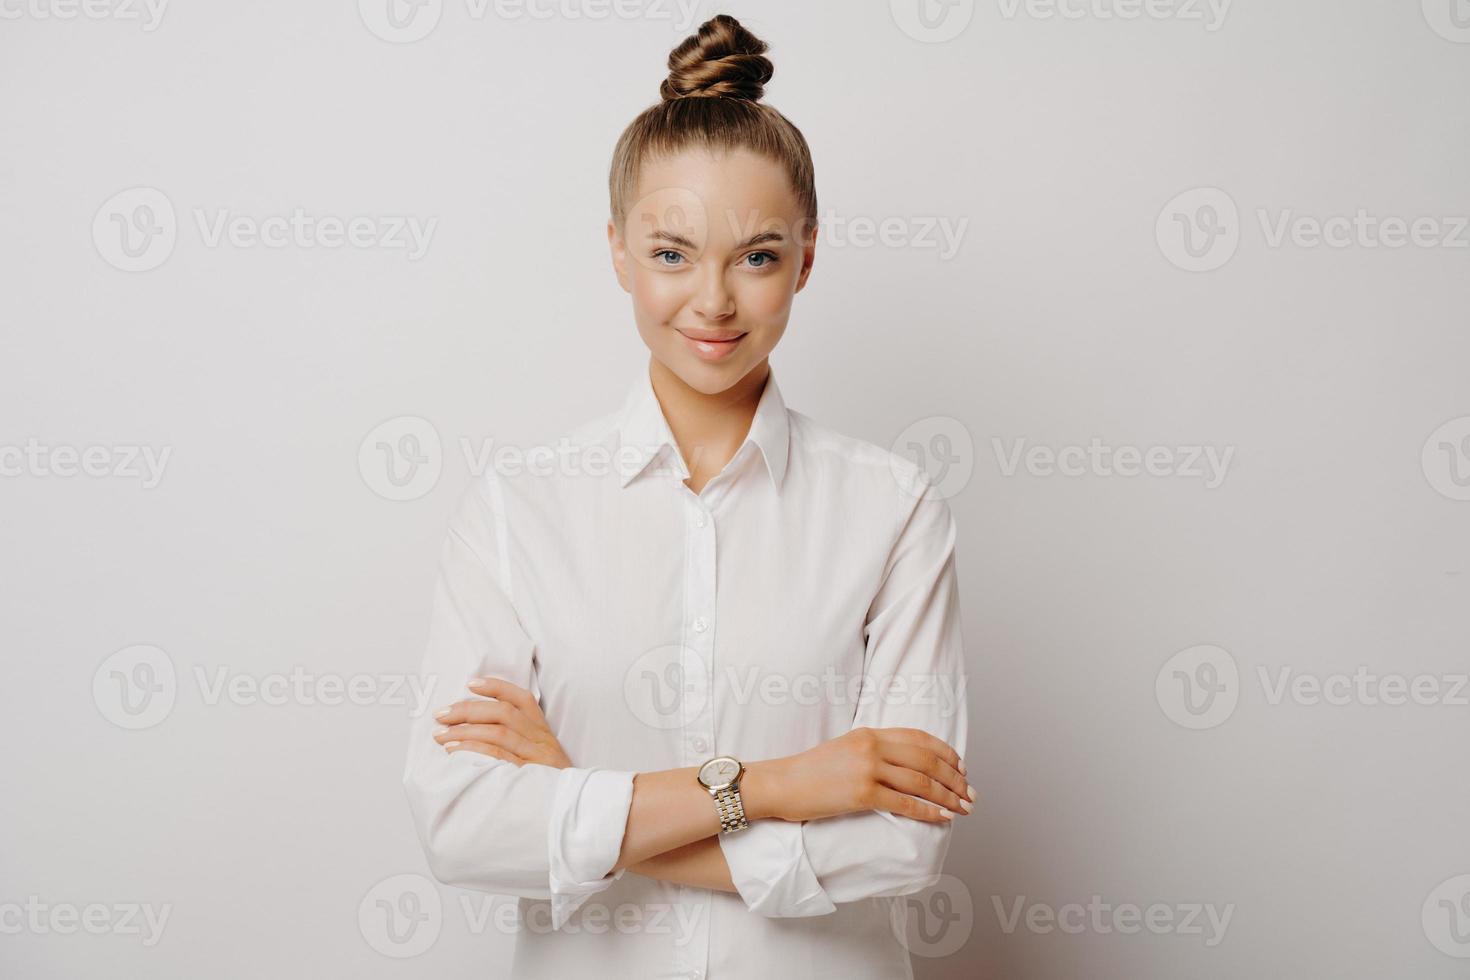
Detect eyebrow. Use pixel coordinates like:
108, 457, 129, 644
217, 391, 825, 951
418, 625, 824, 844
649, 228, 786, 250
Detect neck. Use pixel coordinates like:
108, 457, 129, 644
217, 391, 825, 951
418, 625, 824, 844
647, 356, 769, 490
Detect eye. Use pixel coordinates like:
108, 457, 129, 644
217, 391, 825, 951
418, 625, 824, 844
744, 250, 779, 269
652, 249, 684, 266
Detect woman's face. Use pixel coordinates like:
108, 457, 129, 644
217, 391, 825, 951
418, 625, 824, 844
608, 147, 816, 395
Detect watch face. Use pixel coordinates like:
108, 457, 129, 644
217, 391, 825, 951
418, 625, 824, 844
698, 756, 741, 790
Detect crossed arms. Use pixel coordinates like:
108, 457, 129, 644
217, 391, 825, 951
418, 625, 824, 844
402, 471, 972, 928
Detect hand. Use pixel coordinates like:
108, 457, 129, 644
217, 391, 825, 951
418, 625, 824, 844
758, 727, 973, 825
432, 676, 574, 769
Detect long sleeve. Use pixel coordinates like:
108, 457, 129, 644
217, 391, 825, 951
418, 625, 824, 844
401, 470, 638, 931
719, 469, 970, 916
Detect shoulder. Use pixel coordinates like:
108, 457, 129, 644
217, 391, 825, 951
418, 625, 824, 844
788, 408, 945, 520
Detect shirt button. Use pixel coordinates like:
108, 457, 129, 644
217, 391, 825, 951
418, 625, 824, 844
691, 737, 708, 752
694, 512, 707, 528
692, 617, 708, 633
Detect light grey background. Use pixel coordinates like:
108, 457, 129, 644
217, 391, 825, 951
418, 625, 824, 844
3, 1, 1468, 977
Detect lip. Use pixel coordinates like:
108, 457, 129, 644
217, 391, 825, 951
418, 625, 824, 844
677, 328, 747, 362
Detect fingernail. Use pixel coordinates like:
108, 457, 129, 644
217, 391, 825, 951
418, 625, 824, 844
433, 708, 450, 720
444, 740, 461, 749
468, 677, 487, 687
958, 758, 967, 775
433, 726, 448, 737
966, 784, 976, 802
938, 809, 954, 820
960, 798, 974, 814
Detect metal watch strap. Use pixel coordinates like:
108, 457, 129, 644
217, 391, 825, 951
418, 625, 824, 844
713, 785, 749, 834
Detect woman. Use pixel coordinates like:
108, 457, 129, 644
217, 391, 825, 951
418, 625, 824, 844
403, 14, 973, 979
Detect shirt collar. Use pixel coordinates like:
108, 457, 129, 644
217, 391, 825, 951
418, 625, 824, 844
615, 363, 790, 493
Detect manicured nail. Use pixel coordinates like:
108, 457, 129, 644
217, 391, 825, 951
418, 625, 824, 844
960, 798, 974, 814
958, 758, 967, 775
468, 677, 487, 687
433, 708, 450, 720
444, 741, 461, 749
966, 784, 976, 802
938, 809, 954, 820
433, 726, 448, 737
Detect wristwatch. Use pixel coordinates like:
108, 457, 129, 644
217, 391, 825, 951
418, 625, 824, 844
696, 755, 750, 834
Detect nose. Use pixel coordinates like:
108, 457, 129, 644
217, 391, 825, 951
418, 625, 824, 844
690, 261, 735, 321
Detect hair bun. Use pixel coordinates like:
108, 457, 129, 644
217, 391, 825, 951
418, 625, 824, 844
660, 14, 773, 103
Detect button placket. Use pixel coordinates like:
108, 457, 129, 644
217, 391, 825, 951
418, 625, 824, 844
682, 493, 718, 768
677, 489, 716, 980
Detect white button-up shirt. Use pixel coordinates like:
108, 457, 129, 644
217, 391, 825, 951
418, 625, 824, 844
403, 364, 969, 979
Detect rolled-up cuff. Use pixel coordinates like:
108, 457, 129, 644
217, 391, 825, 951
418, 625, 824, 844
718, 819, 837, 917
548, 767, 636, 930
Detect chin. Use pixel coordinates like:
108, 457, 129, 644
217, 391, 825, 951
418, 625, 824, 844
663, 355, 743, 391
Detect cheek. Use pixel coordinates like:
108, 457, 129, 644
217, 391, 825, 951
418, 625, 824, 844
629, 270, 685, 322
733, 275, 796, 321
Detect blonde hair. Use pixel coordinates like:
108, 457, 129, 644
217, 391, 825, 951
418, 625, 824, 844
607, 14, 818, 233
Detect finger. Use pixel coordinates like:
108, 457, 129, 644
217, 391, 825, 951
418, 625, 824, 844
434, 698, 539, 741
444, 739, 524, 765
877, 762, 971, 815
878, 728, 966, 780
868, 784, 954, 824
435, 723, 536, 759
467, 676, 546, 722
879, 741, 973, 809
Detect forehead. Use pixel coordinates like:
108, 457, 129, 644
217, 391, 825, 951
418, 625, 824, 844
631, 147, 801, 243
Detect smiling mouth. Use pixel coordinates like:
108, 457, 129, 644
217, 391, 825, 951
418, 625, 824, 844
677, 330, 747, 344
677, 329, 748, 361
